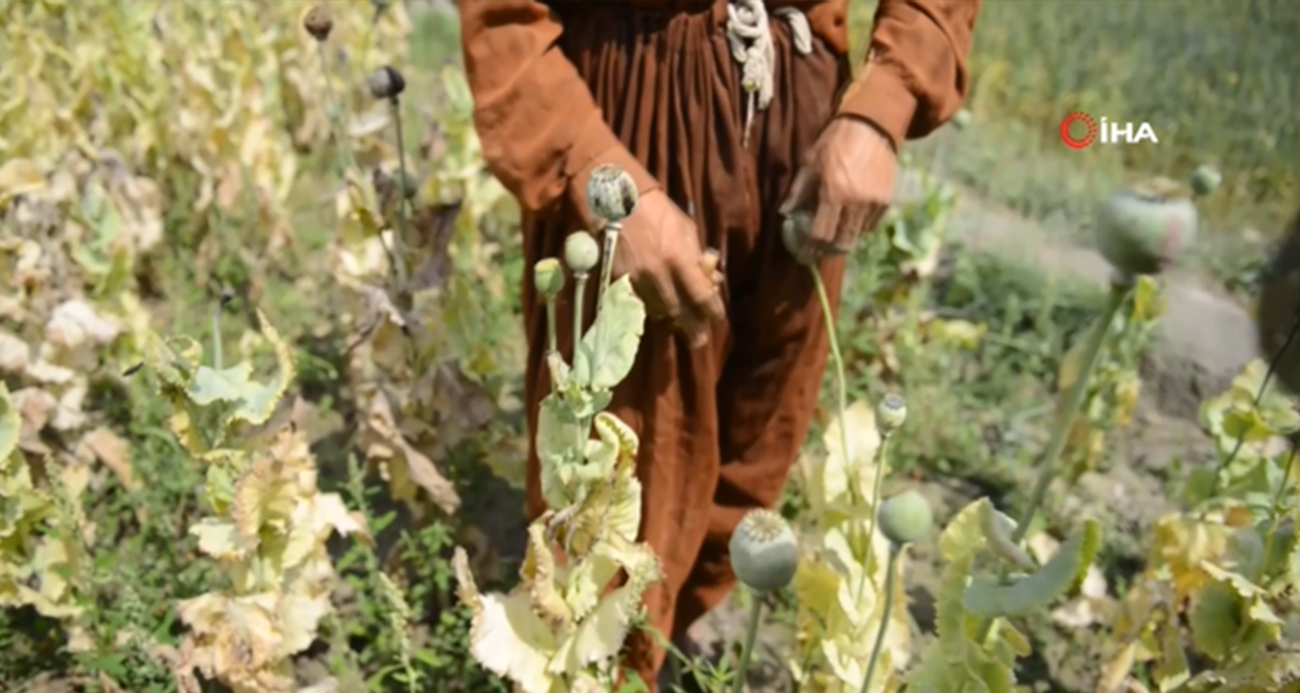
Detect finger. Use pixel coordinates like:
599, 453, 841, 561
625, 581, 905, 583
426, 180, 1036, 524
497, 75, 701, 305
674, 311, 707, 348
698, 248, 721, 278
641, 273, 680, 323
675, 259, 726, 347
862, 202, 889, 234
698, 248, 726, 287
779, 167, 818, 216
802, 200, 842, 259
833, 206, 871, 254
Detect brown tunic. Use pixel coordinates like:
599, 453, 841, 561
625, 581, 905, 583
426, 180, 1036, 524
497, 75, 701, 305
458, 0, 979, 686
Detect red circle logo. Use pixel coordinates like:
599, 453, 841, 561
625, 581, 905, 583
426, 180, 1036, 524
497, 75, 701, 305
1060, 111, 1097, 150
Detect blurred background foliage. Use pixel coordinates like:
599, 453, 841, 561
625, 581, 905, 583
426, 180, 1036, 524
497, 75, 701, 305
852, 0, 1298, 246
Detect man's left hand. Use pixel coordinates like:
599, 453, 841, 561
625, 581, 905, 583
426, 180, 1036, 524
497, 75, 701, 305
779, 116, 897, 263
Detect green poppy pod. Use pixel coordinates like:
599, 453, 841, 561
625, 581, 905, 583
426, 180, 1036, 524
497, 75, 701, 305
563, 231, 600, 274
1095, 178, 1197, 276
729, 509, 799, 593
877, 490, 933, 546
533, 258, 565, 299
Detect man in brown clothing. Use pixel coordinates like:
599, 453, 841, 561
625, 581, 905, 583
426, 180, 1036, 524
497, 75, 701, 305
459, 0, 980, 685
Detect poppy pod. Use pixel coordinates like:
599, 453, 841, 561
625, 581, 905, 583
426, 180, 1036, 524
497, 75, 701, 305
950, 108, 972, 131
729, 509, 798, 593
563, 231, 600, 274
533, 258, 565, 299
876, 393, 907, 434
302, 5, 332, 41
1190, 164, 1222, 197
1095, 177, 1198, 276
585, 164, 638, 223
366, 65, 405, 101
877, 490, 933, 547
780, 211, 814, 264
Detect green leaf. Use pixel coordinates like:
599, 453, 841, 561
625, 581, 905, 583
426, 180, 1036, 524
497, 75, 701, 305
413, 648, 445, 668
1226, 527, 1266, 578
905, 498, 1017, 693
566, 389, 613, 420
1259, 522, 1297, 583
182, 310, 294, 427
1259, 399, 1300, 435
1221, 405, 1272, 442
616, 672, 650, 693
189, 362, 257, 406
1152, 619, 1190, 691
535, 394, 585, 509
536, 396, 581, 468
571, 277, 645, 391
979, 504, 1036, 571
1168, 651, 1300, 693
1182, 466, 1218, 506
141, 333, 204, 389
961, 519, 1102, 618
1199, 392, 1233, 439
1189, 581, 1241, 661
78, 653, 129, 680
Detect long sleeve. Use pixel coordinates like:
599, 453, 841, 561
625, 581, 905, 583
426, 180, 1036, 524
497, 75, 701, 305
836, 0, 981, 150
457, 0, 659, 222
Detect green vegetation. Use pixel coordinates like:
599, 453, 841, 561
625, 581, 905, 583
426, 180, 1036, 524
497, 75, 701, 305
850, 0, 1294, 293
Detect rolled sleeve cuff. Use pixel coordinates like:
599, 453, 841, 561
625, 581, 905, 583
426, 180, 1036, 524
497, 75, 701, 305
835, 64, 918, 153
563, 113, 660, 229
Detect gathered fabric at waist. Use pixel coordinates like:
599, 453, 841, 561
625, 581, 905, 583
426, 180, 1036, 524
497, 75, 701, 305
544, 0, 827, 12
544, 0, 850, 150
542, 0, 850, 54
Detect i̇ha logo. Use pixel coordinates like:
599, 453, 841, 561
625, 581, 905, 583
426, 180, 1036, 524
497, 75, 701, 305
1059, 111, 1158, 150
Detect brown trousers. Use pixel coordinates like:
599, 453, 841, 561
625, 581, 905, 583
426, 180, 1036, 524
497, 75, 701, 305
518, 3, 851, 684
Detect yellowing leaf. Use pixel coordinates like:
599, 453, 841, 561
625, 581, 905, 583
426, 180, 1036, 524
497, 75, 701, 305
0, 158, 45, 203
231, 454, 296, 540
462, 585, 558, 693
928, 318, 986, 350
1058, 346, 1084, 393
190, 518, 245, 561
1152, 515, 1232, 602
793, 559, 842, 624
177, 592, 289, 691
77, 426, 136, 491
0, 383, 18, 459
570, 276, 645, 391
806, 400, 882, 516
363, 392, 461, 515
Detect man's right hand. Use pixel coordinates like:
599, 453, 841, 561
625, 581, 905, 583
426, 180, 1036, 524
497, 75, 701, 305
608, 189, 726, 348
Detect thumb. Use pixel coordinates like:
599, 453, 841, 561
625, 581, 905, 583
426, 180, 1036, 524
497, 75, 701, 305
780, 166, 818, 217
